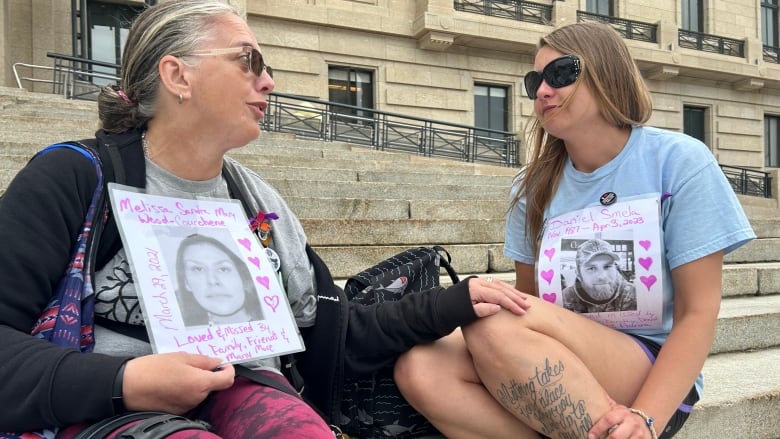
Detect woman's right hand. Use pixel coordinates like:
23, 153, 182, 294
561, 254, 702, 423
467, 276, 531, 318
122, 352, 235, 413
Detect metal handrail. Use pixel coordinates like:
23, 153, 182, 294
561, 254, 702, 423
763, 45, 780, 64
12, 62, 60, 89
720, 165, 773, 198
262, 92, 520, 166
678, 29, 744, 58
454, 0, 552, 26
576, 11, 657, 43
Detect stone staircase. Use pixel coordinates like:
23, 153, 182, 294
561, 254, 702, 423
1, 86, 778, 439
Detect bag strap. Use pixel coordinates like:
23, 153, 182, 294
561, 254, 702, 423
71, 412, 169, 439
116, 414, 210, 439
234, 366, 301, 399
29, 142, 106, 352
432, 245, 460, 284
220, 165, 306, 394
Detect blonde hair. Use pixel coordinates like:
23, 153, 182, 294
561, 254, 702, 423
97, 0, 240, 133
512, 22, 653, 254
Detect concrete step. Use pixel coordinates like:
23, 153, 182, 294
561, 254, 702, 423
0, 86, 98, 110
0, 115, 99, 132
711, 293, 780, 354
269, 178, 509, 200
727, 237, 780, 263
676, 347, 780, 439
287, 196, 508, 220
1, 105, 98, 120
303, 219, 504, 249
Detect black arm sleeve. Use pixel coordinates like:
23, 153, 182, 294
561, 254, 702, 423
344, 279, 477, 375
0, 148, 130, 431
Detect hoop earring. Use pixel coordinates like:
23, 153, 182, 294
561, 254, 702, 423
178, 94, 183, 105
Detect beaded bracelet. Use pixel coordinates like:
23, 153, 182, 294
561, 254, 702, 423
629, 408, 658, 439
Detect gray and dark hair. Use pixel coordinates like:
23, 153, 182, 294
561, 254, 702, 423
98, 0, 240, 133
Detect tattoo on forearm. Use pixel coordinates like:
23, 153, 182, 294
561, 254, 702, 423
495, 357, 593, 438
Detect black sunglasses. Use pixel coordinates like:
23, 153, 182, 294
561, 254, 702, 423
188, 47, 273, 79
523, 54, 581, 100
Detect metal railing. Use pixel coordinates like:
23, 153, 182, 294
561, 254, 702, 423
678, 29, 744, 58
576, 11, 657, 43
763, 45, 780, 64
14, 53, 778, 183
48, 52, 121, 99
262, 93, 520, 166
13, 52, 120, 100
721, 165, 773, 198
454, 0, 552, 25
13, 53, 519, 166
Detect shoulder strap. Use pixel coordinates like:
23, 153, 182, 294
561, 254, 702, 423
220, 165, 306, 394
221, 165, 253, 217
80, 138, 128, 269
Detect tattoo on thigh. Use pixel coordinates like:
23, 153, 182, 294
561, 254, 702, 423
495, 357, 593, 438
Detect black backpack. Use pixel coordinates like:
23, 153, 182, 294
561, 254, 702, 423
339, 246, 459, 438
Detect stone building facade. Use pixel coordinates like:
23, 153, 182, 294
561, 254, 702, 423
3, 0, 779, 197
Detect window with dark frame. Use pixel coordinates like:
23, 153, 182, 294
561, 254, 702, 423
327, 67, 375, 120
474, 84, 508, 137
766, 115, 780, 168
683, 106, 707, 145
87, 1, 143, 85
682, 0, 704, 32
585, 0, 613, 16
762, 0, 779, 47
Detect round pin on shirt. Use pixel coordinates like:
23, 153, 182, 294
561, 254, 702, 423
600, 192, 617, 206
266, 247, 281, 272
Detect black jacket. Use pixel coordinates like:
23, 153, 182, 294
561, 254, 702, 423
0, 129, 478, 431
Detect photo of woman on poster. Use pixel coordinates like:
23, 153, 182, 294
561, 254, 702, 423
175, 232, 264, 327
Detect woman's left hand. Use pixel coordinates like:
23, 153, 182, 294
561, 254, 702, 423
468, 276, 531, 317
589, 402, 654, 439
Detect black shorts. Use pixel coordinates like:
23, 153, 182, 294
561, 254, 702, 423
629, 334, 700, 438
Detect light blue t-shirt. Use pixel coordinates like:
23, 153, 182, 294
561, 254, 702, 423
504, 126, 756, 395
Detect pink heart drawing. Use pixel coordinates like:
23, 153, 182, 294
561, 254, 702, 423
540, 269, 554, 285
638, 257, 653, 271
238, 238, 252, 251
542, 293, 557, 303
639, 240, 651, 251
256, 276, 270, 289
264, 295, 280, 312
248, 256, 261, 268
640, 275, 657, 291
544, 248, 556, 262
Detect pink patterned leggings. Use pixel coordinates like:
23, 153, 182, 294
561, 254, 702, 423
57, 373, 335, 439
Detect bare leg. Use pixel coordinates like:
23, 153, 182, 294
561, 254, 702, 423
461, 301, 651, 439
395, 329, 541, 439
